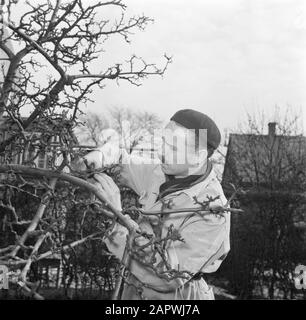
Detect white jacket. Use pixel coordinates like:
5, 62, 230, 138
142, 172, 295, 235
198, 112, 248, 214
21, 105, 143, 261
81, 144, 231, 299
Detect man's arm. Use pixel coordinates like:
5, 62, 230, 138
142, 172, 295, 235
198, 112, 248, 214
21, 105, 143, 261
73, 141, 163, 196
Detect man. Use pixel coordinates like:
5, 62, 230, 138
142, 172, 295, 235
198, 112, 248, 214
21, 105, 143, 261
74, 109, 230, 300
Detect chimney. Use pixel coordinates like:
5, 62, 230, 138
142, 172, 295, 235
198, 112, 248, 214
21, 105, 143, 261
268, 122, 276, 136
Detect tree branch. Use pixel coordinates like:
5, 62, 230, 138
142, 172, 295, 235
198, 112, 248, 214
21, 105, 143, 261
0, 164, 136, 232
0, 17, 67, 79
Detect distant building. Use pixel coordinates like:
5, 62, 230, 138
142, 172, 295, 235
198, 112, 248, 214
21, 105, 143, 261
222, 122, 306, 194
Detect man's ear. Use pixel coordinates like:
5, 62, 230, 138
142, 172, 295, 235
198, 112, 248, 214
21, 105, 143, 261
207, 147, 214, 158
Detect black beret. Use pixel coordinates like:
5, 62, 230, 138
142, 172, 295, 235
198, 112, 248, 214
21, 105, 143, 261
170, 109, 221, 150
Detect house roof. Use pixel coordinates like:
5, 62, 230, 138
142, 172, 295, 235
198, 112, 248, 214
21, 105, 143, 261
222, 130, 306, 191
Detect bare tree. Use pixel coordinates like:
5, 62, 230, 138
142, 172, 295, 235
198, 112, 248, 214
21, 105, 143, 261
76, 112, 110, 147
0, 0, 171, 152
75, 107, 163, 150
109, 106, 163, 151
0, 0, 171, 299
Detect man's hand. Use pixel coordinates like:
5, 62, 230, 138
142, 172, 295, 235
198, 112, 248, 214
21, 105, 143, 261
93, 173, 141, 259
71, 149, 104, 172
92, 173, 141, 232
92, 173, 122, 211
71, 142, 123, 172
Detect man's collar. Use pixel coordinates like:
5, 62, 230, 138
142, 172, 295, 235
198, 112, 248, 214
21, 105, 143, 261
180, 167, 216, 200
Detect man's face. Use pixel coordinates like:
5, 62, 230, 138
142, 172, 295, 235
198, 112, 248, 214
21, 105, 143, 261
158, 121, 207, 176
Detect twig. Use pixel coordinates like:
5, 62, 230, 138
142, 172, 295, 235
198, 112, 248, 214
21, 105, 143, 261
139, 206, 243, 216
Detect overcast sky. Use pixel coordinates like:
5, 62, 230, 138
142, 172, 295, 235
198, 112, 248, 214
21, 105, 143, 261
86, 0, 306, 136
2, 0, 306, 136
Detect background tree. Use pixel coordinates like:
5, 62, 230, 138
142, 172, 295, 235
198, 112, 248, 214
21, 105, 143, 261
75, 107, 163, 149
109, 106, 163, 152
76, 112, 110, 147
220, 109, 306, 299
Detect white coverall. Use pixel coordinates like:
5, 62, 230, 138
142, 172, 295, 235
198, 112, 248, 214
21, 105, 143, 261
88, 144, 231, 300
